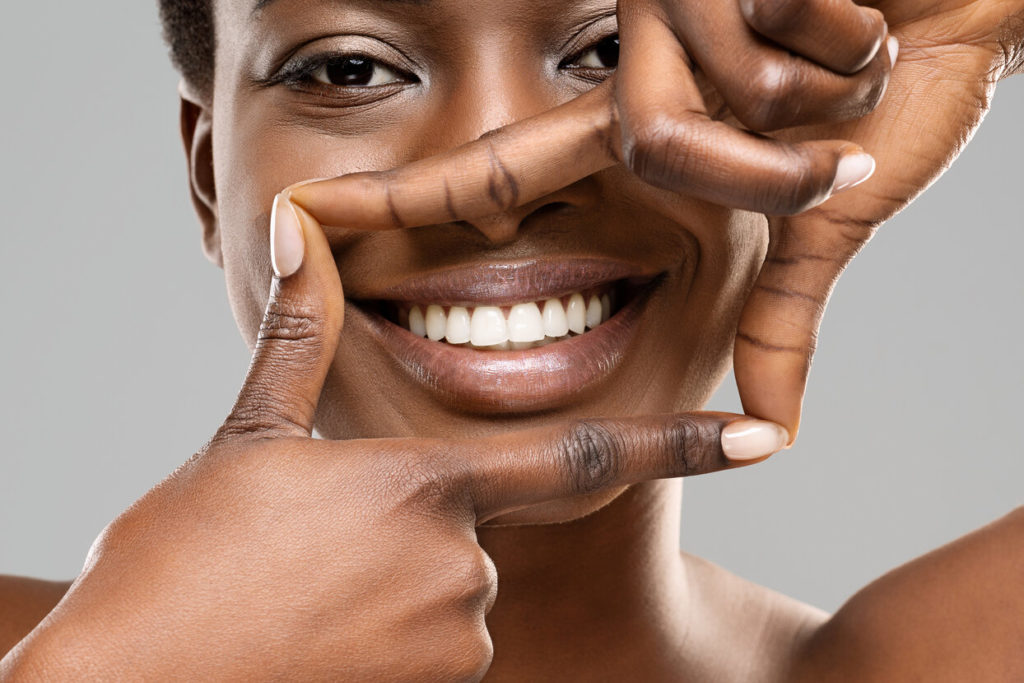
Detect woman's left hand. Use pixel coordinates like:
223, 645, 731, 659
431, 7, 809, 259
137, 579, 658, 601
732, 0, 1024, 439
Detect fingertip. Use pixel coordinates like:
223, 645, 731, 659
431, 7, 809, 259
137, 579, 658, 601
833, 150, 876, 194
721, 418, 790, 461
271, 193, 305, 279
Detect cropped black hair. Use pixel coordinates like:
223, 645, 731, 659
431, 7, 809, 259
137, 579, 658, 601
158, 0, 215, 95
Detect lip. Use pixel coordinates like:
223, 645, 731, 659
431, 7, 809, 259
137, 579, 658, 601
348, 258, 655, 307
352, 268, 663, 413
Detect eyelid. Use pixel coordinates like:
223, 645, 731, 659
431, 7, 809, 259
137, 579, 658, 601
559, 14, 618, 70
260, 34, 420, 88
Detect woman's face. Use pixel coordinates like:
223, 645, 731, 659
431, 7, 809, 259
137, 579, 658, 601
204, 0, 767, 522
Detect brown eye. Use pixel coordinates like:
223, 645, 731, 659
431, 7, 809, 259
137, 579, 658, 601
313, 56, 403, 87
573, 35, 619, 69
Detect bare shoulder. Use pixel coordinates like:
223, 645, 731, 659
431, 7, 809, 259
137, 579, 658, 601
680, 551, 829, 682
0, 576, 72, 658
792, 506, 1024, 682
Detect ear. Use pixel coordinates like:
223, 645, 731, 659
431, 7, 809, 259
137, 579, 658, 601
179, 82, 222, 268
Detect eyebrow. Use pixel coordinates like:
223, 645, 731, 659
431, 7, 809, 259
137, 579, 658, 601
253, 0, 432, 13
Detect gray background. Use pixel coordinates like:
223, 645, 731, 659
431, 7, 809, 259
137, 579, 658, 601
0, 1, 1021, 613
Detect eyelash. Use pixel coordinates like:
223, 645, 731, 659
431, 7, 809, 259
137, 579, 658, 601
267, 32, 620, 94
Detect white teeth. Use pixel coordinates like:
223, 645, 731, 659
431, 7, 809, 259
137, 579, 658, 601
401, 288, 617, 348
470, 306, 508, 347
507, 302, 545, 343
409, 306, 427, 337
446, 306, 471, 344
542, 299, 569, 338
585, 295, 603, 330
425, 304, 446, 341
566, 293, 587, 334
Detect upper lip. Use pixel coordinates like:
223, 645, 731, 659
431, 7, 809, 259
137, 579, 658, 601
349, 258, 658, 307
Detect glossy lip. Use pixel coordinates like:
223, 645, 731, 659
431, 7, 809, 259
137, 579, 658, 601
348, 258, 654, 307
352, 271, 664, 413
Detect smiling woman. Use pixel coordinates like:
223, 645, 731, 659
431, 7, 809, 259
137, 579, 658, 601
1, 0, 1024, 680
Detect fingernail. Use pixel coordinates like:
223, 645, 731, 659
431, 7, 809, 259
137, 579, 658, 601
834, 152, 876, 193
887, 36, 899, 66
271, 193, 305, 279
721, 419, 790, 461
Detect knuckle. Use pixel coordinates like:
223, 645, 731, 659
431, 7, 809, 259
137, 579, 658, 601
664, 415, 722, 476
446, 630, 494, 682
737, 61, 797, 131
560, 419, 622, 495
259, 294, 326, 345
622, 112, 702, 188
390, 452, 470, 516
741, 0, 802, 36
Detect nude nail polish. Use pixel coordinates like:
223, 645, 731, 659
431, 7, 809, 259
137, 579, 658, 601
271, 193, 305, 278
721, 419, 790, 461
834, 153, 876, 193
887, 36, 899, 66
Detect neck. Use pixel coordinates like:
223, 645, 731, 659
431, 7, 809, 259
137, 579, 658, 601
478, 479, 688, 681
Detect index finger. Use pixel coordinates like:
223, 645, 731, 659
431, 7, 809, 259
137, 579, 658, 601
460, 412, 788, 522
287, 81, 620, 230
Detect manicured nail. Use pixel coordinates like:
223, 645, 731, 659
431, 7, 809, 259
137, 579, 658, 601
271, 193, 305, 279
887, 36, 899, 66
721, 419, 790, 461
833, 152, 876, 193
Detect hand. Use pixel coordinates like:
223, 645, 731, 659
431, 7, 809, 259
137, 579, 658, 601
614, 0, 897, 214
732, 0, 1024, 438
2, 188, 787, 681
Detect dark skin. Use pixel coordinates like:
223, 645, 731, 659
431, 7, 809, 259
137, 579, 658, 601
3, 0, 1024, 679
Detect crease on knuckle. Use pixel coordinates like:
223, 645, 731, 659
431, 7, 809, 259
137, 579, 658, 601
739, 61, 797, 131
622, 112, 702, 189
259, 296, 326, 345
665, 415, 721, 475
561, 419, 622, 495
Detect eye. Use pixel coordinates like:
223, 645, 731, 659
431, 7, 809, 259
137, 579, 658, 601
569, 34, 619, 70
311, 55, 404, 87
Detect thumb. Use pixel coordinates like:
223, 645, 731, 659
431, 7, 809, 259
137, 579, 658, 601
219, 194, 344, 438
733, 208, 874, 443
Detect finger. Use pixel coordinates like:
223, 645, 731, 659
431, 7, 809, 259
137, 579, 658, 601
665, 0, 893, 131
287, 82, 620, 230
732, 210, 868, 443
739, 0, 889, 75
219, 195, 344, 438
463, 413, 789, 521
616, 8, 876, 215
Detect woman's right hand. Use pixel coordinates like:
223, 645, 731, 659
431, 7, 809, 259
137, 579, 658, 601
1, 192, 785, 681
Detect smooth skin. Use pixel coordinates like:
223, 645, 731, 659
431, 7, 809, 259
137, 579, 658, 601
3, 0, 1024, 680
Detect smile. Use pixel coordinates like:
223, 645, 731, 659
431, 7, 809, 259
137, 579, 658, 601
348, 259, 668, 412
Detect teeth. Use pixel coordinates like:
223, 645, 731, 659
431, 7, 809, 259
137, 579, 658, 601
446, 306, 471, 344
585, 295, 603, 330
566, 293, 586, 334
399, 288, 615, 349
408, 306, 427, 338
542, 299, 569, 338
507, 302, 545, 343
425, 304, 446, 341
470, 306, 508, 347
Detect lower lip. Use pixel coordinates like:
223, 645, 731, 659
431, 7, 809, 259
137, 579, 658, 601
353, 282, 659, 413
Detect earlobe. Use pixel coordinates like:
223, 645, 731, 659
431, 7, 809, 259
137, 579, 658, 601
179, 84, 222, 268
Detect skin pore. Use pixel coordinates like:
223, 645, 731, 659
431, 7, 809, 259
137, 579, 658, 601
2, 0, 1024, 679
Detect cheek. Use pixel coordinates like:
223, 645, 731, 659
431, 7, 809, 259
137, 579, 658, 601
211, 112, 418, 347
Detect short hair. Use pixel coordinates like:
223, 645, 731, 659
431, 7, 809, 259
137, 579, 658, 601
158, 0, 215, 95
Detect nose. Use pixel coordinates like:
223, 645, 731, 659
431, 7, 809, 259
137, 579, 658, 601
410, 58, 597, 245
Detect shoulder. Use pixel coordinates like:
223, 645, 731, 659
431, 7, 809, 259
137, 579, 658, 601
680, 551, 829, 682
0, 576, 72, 658
792, 506, 1024, 682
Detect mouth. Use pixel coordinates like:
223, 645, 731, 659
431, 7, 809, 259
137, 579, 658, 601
347, 259, 667, 412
